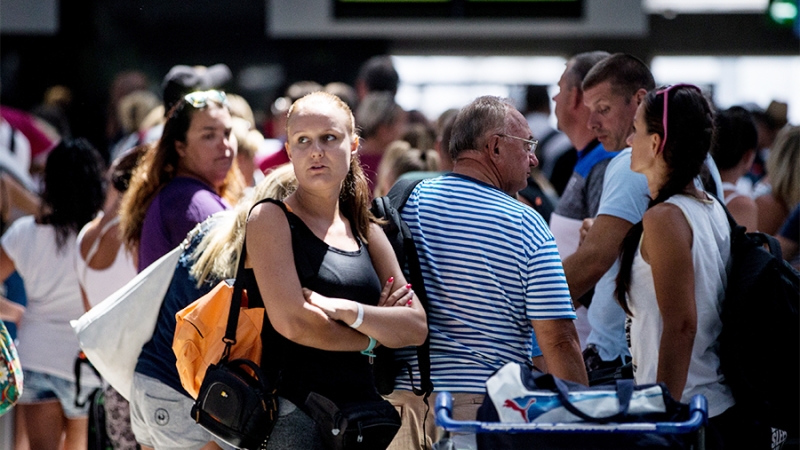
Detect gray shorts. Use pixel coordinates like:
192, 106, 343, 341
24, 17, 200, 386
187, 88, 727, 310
129, 372, 233, 450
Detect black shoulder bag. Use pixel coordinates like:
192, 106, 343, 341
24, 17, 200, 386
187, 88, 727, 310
304, 392, 402, 450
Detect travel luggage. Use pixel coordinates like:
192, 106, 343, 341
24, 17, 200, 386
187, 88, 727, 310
435, 391, 708, 450
434, 362, 709, 450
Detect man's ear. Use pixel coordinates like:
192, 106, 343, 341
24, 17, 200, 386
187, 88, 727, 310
571, 86, 583, 110
634, 88, 648, 105
486, 134, 501, 157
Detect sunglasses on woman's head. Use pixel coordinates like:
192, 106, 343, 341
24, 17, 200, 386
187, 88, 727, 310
656, 84, 702, 154
183, 90, 229, 109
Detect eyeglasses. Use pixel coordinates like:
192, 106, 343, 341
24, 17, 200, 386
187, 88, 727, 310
183, 90, 229, 109
655, 84, 702, 154
496, 134, 539, 154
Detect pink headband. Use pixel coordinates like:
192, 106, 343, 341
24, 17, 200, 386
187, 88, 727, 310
655, 84, 702, 154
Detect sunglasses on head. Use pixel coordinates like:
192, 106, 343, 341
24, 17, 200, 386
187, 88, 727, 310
655, 84, 702, 154
183, 90, 229, 109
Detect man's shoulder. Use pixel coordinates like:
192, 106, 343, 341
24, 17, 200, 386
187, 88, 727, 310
415, 176, 527, 218
410, 176, 540, 227
607, 147, 632, 166
603, 149, 644, 187
586, 156, 615, 181
597, 148, 650, 221
415, 174, 513, 200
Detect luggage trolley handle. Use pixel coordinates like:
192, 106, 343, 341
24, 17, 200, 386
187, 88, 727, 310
434, 392, 708, 435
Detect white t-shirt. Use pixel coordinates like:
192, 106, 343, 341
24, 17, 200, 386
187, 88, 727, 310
627, 194, 734, 417
586, 149, 649, 361
2, 216, 87, 381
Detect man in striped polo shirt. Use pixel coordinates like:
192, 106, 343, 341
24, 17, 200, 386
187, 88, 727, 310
385, 96, 587, 450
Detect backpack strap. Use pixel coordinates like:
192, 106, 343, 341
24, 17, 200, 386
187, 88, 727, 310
74, 351, 102, 408
384, 179, 434, 398
386, 178, 422, 211
711, 193, 784, 260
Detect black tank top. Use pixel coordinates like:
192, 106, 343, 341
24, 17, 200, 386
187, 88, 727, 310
245, 199, 383, 406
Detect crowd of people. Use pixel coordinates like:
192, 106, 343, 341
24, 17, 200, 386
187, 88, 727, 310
0, 51, 797, 450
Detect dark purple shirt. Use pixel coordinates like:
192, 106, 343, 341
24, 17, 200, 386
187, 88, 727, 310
137, 176, 229, 272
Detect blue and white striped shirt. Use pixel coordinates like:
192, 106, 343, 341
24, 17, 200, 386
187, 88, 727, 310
395, 174, 575, 393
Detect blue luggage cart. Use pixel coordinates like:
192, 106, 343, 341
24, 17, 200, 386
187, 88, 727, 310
434, 391, 709, 450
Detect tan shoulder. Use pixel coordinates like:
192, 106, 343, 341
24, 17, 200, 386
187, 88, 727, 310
643, 201, 684, 224
367, 222, 386, 240
247, 200, 284, 223
643, 201, 692, 244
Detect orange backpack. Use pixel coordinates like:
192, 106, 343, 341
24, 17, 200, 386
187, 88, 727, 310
173, 278, 264, 399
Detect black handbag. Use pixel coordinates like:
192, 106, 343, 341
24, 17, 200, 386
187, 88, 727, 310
190, 240, 278, 450
304, 391, 401, 450
192, 359, 277, 449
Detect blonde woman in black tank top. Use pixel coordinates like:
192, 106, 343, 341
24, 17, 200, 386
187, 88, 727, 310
245, 92, 427, 449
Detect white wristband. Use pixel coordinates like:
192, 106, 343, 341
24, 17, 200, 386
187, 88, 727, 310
349, 302, 364, 329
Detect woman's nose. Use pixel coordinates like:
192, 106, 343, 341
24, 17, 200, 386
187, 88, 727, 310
223, 136, 235, 156
310, 139, 324, 156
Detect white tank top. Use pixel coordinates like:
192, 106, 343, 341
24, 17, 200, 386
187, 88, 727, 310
75, 214, 138, 308
627, 194, 735, 417
721, 181, 752, 204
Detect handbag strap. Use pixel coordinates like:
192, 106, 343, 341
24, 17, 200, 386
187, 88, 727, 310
556, 377, 633, 423
221, 235, 248, 361
534, 372, 634, 423
221, 198, 276, 361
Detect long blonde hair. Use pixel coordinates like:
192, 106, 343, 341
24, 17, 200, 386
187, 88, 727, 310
286, 91, 376, 242
119, 97, 243, 252
766, 125, 800, 209
189, 163, 298, 285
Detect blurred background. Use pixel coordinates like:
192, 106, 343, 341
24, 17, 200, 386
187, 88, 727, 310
0, 0, 798, 160
0, 2, 798, 447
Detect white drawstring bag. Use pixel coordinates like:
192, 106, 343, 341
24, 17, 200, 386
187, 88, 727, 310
71, 243, 183, 401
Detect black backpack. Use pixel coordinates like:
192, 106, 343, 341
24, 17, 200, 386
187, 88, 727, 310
717, 205, 800, 434
370, 178, 433, 400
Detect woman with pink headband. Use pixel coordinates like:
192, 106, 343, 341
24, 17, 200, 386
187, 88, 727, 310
615, 85, 766, 449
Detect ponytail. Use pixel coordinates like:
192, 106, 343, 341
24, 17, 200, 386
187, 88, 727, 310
340, 152, 375, 243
